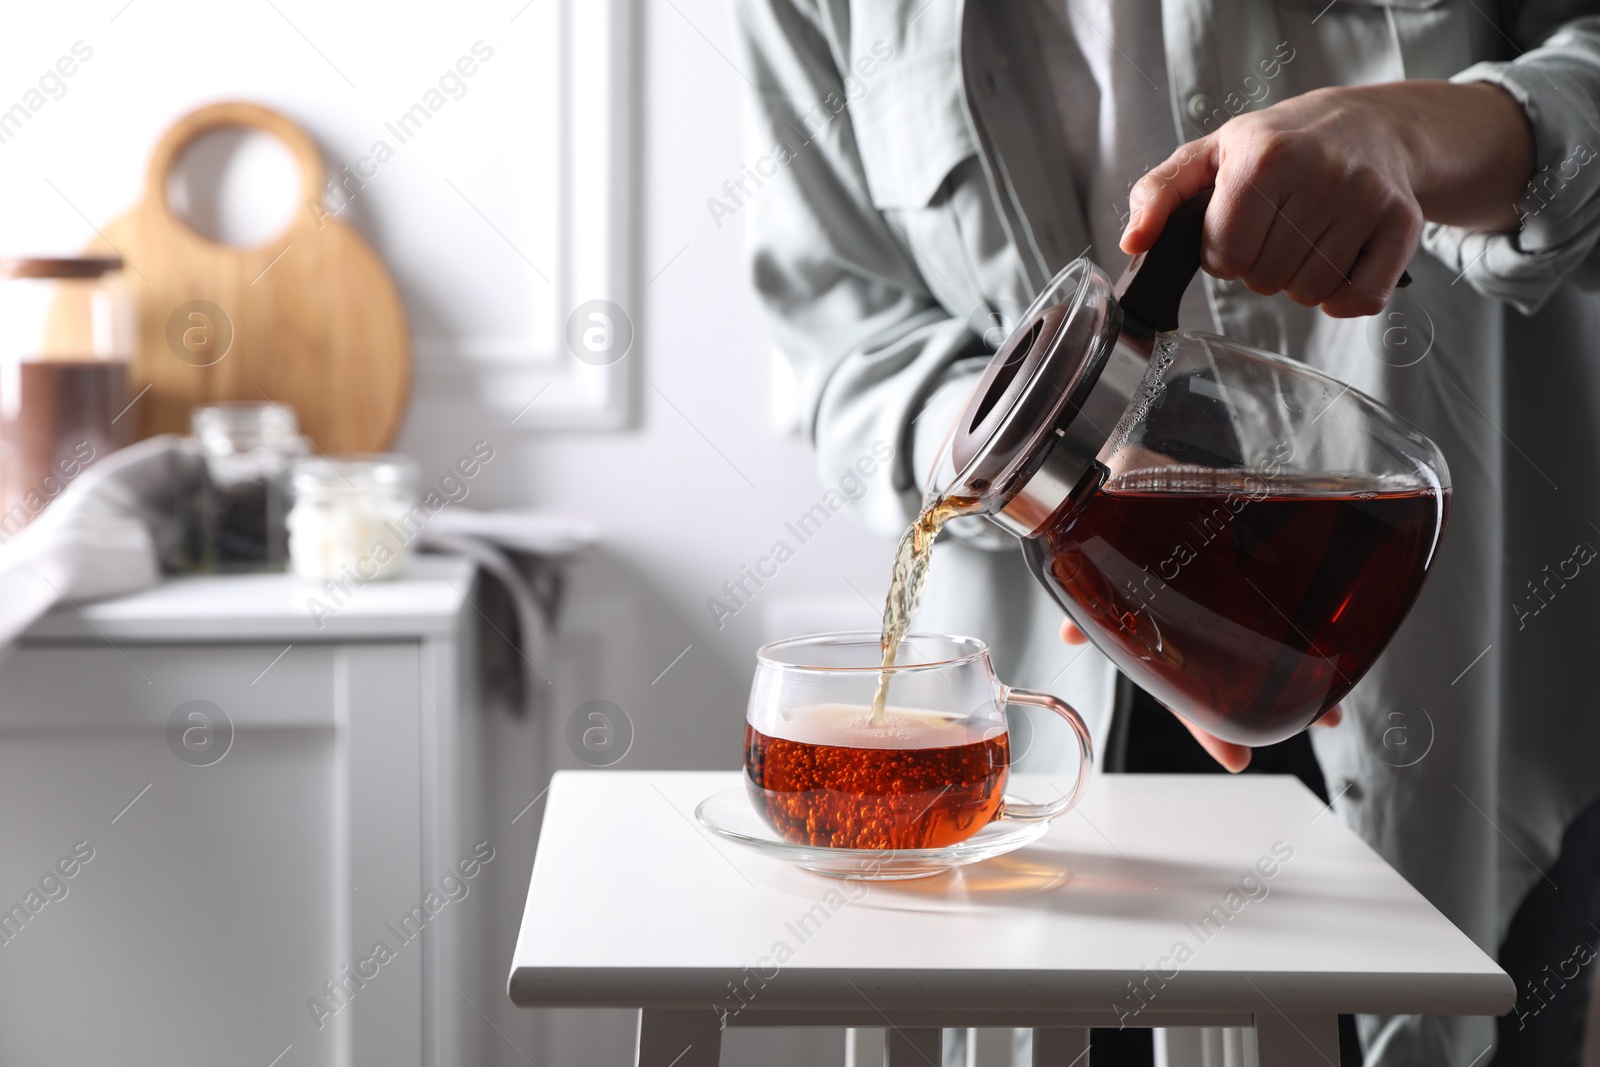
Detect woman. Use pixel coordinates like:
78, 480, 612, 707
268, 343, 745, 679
732, 1, 1600, 1064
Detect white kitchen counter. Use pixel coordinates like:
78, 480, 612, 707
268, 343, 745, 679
21, 554, 477, 642
0, 553, 494, 1067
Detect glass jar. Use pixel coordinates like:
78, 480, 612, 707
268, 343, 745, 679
287, 454, 421, 582
192, 402, 308, 571
0, 257, 133, 538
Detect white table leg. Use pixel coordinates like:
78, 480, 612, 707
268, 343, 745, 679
971, 1028, 1015, 1067
1253, 1013, 1337, 1067
887, 1027, 942, 1067
635, 1009, 722, 1067
1222, 1026, 1252, 1067
1153, 1027, 1201, 1067
1032, 1027, 1090, 1066
847, 1028, 887, 1067
1156, 1027, 1253, 1067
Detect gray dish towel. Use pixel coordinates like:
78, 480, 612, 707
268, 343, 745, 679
417, 509, 599, 716
0, 434, 175, 651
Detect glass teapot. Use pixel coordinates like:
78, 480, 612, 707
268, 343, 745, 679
928, 194, 1450, 747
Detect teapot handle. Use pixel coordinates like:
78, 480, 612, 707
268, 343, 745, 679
1113, 189, 1212, 336
995, 686, 1094, 823
1112, 188, 1411, 336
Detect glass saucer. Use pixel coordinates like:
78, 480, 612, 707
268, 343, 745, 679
694, 788, 1052, 881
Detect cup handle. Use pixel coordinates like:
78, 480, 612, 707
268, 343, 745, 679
996, 686, 1094, 822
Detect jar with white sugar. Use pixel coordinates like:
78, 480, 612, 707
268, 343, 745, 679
287, 455, 421, 582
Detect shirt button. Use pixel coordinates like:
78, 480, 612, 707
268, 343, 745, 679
1186, 93, 1213, 120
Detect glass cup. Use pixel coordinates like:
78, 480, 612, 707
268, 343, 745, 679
744, 632, 1093, 850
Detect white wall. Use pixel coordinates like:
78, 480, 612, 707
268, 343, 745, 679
3, 2, 894, 1064
430, 2, 893, 1062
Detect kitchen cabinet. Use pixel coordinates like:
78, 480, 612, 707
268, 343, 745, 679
0, 556, 490, 1067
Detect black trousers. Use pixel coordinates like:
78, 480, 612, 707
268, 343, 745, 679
1489, 794, 1600, 1067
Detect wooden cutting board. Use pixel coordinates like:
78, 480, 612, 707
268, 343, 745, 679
83, 101, 410, 452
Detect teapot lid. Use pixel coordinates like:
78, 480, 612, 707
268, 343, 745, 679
943, 258, 1120, 516
941, 194, 1212, 531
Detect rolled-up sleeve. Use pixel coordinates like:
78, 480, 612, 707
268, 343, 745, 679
732, 0, 990, 540
1423, 8, 1600, 313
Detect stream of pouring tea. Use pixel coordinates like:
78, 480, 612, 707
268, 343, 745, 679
871, 495, 983, 723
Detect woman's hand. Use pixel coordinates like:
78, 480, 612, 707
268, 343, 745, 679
1058, 618, 1342, 773
1121, 81, 1535, 317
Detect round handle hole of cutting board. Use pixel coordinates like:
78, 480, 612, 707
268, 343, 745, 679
164, 126, 303, 249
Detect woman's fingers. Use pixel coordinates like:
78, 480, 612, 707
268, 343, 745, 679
1282, 214, 1370, 308
1121, 87, 1426, 316
1197, 174, 1276, 281
1059, 618, 1088, 645
1177, 714, 1253, 773
1235, 188, 1341, 295
1122, 136, 1220, 255
1174, 703, 1343, 771
1322, 206, 1421, 317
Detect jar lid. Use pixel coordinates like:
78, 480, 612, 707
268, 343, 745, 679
192, 401, 307, 455
0, 256, 124, 280
291, 454, 421, 496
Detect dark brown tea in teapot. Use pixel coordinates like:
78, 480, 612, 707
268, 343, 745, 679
1024, 464, 1449, 745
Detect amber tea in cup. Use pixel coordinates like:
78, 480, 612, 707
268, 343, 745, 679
744, 633, 1093, 850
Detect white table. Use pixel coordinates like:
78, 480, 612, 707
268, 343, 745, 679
509, 771, 1514, 1066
